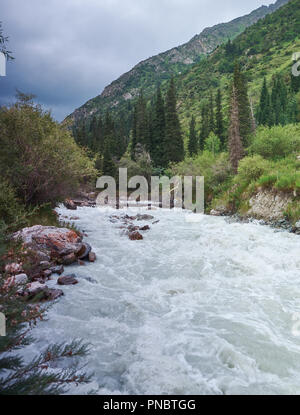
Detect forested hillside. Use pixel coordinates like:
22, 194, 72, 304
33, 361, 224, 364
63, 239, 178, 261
65, 0, 289, 128
70, 0, 300, 224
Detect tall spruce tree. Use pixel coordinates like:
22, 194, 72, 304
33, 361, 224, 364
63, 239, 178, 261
199, 105, 210, 151
208, 91, 215, 134
136, 91, 150, 151
188, 115, 198, 157
164, 78, 184, 165
229, 85, 244, 173
215, 89, 225, 148
257, 78, 272, 126
233, 62, 252, 146
131, 103, 138, 160
151, 86, 166, 167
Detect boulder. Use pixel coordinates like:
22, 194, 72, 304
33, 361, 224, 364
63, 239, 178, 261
88, 252, 96, 263
77, 243, 92, 260
5, 274, 28, 287
129, 231, 143, 241
57, 275, 78, 285
25, 282, 64, 302
42, 288, 64, 301
139, 225, 150, 231
128, 225, 139, 232
136, 214, 154, 221
26, 281, 45, 294
50, 265, 64, 275
64, 199, 77, 210
61, 253, 77, 265
39, 261, 51, 270
13, 226, 83, 261
43, 269, 52, 280
5, 263, 23, 275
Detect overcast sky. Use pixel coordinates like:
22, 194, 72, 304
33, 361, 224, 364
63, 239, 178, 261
0, 0, 275, 121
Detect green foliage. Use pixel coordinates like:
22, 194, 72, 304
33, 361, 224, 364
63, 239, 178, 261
169, 151, 232, 204
119, 151, 153, 183
204, 132, 221, 155
236, 155, 271, 184
0, 180, 27, 228
249, 124, 300, 159
188, 116, 198, 156
0, 94, 97, 205
151, 86, 166, 166
164, 79, 185, 165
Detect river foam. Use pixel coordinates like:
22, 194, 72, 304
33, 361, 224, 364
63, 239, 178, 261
23, 206, 300, 394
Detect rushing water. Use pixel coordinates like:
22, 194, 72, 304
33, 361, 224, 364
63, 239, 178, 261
23, 206, 300, 395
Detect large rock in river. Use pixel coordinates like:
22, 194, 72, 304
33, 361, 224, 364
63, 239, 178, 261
13, 225, 84, 263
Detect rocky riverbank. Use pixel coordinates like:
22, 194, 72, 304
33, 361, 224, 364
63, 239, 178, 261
3, 224, 97, 303
210, 188, 300, 235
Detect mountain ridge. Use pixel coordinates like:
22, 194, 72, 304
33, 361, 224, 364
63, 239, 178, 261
65, 0, 290, 126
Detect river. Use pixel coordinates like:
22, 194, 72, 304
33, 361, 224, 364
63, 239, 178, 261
23, 206, 300, 395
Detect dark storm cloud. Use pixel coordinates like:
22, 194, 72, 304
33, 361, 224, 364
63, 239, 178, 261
0, 0, 275, 121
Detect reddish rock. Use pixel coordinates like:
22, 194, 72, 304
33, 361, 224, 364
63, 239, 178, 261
13, 226, 83, 260
64, 199, 77, 210
139, 225, 150, 231
88, 252, 96, 262
77, 243, 92, 260
57, 275, 78, 285
61, 253, 77, 265
129, 231, 143, 241
78, 259, 86, 266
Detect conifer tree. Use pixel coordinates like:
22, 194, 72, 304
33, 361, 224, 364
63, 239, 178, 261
199, 105, 209, 151
271, 76, 288, 125
257, 78, 272, 126
215, 89, 225, 148
102, 139, 116, 177
188, 116, 198, 157
208, 91, 215, 134
136, 91, 150, 150
233, 62, 252, 146
151, 86, 166, 167
164, 78, 184, 165
229, 85, 244, 173
131, 104, 138, 160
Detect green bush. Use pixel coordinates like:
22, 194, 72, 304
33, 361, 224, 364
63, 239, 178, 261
0, 180, 27, 227
0, 95, 97, 205
169, 151, 232, 203
236, 155, 270, 184
249, 125, 300, 160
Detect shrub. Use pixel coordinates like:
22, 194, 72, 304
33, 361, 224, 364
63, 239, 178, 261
236, 155, 270, 184
0, 95, 97, 205
0, 180, 27, 228
249, 124, 300, 160
169, 152, 232, 203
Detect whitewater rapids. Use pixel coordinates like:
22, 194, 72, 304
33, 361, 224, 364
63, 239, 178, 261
23, 206, 300, 395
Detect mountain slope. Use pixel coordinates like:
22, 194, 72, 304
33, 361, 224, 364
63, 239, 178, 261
175, 0, 300, 134
65, 0, 290, 126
